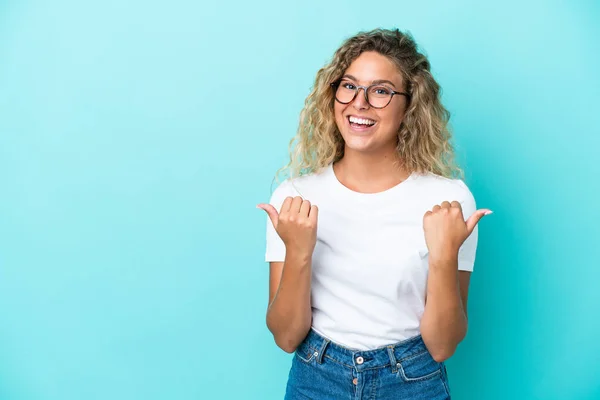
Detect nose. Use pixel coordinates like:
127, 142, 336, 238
352, 87, 369, 110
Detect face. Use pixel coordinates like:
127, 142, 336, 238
333, 51, 408, 155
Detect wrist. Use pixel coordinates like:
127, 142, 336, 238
428, 250, 459, 269
285, 248, 313, 265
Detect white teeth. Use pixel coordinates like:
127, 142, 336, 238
349, 116, 375, 126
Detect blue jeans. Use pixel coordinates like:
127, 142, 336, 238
285, 329, 451, 399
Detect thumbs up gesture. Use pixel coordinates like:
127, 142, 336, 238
423, 201, 492, 262
257, 196, 319, 260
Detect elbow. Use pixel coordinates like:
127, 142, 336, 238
266, 320, 303, 354
266, 310, 311, 354
427, 337, 463, 362
421, 330, 464, 363
421, 319, 467, 363
430, 348, 455, 363
275, 336, 300, 354
269, 327, 301, 353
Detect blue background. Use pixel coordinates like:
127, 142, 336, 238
1, 1, 599, 399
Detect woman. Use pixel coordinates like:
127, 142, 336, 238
257, 28, 491, 399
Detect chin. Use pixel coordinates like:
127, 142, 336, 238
342, 137, 377, 153
342, 132, 399, 155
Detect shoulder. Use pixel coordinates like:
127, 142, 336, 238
269, 165, 329, 201
269, 178, 297, 202
412, 172, 476, 208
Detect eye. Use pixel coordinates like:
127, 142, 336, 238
342, 82, 356, 90
372, 86, 391, 95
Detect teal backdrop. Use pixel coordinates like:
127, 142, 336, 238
1, 1, 599, 399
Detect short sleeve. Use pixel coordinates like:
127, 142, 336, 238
457, 183, 479, 272
264, 179, 298, 262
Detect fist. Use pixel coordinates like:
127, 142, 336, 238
257, 196, 319, 259
423, 201, 492, 260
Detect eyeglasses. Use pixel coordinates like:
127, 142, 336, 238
330, 79, 411, 109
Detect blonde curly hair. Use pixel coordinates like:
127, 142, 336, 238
273, 28, 462, 188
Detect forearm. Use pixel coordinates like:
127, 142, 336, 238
266, 251, 313, 353
420, 255, 467, 362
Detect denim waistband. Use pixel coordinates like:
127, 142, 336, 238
297, 328, 430, 373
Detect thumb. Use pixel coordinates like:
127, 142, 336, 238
466, 209, 493, 234
257, 203, 279, 229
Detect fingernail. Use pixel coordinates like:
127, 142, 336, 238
484, 210, 493, 215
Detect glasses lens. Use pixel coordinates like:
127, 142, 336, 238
367, 85, 393, 108
335, 81, 356, 104
334, 81, 393, 108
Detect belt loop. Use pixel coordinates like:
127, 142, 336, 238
316, 336, 330, 364
387, 346, 398, 373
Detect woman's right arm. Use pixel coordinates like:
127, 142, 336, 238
257, 196, 318, 353
266, 254, 313, 353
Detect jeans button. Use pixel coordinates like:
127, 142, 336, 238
356, 356, 364, 365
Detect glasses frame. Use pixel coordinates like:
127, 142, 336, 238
330, 79, 411, 109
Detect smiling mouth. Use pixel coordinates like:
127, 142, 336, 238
347, 115, 377, 131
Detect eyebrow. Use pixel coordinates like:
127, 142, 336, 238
342, 74, 398, 89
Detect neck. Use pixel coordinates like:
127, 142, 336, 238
333, 146, 411, 193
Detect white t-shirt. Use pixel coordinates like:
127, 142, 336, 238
264, 162, 478, 350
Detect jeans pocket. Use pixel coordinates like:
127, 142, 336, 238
397, 350, 442, 382
295, 343, 317, 364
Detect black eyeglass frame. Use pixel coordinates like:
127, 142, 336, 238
329, 79, 411, 109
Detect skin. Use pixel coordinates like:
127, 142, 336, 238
257, 51, 492, 358
333, 51, 411, 193
258, 197, 317, 353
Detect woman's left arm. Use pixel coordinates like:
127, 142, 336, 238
419, 201, 491, 362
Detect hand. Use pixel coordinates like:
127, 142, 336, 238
257, 196, 319, 260
423, 201, 492, 262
